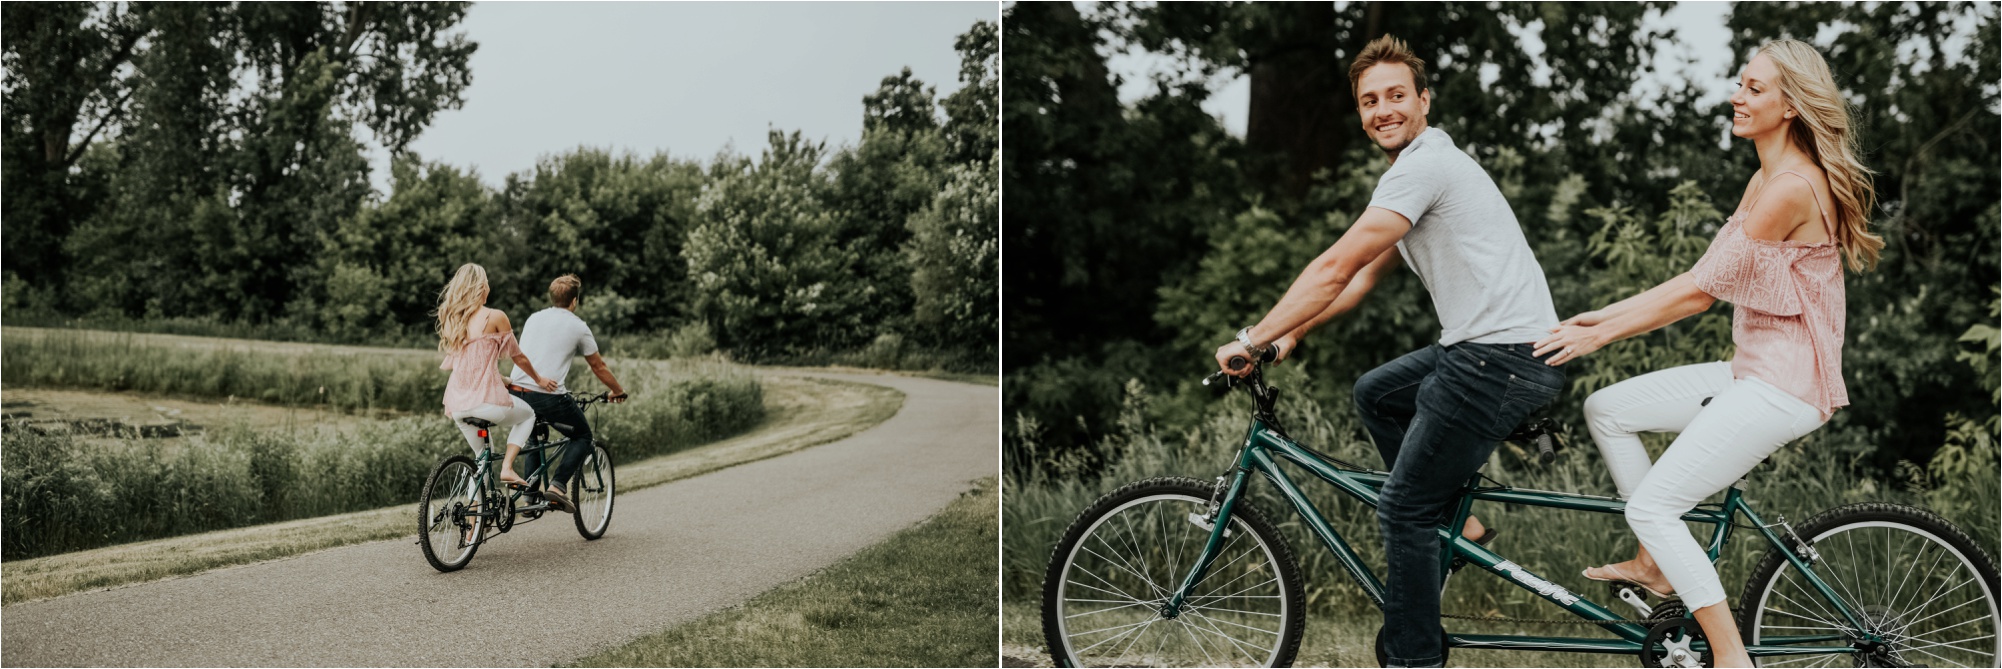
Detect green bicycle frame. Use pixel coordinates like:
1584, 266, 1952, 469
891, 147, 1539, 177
1164, 415, 1876, 659
468, 434, 585, 519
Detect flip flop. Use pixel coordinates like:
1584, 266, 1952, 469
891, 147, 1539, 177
1471, 527, 1500, 547
543, 487, 576, 514
1582, 563, 1674, 599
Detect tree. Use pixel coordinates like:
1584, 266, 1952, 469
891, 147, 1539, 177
29, 2, 476, 320
686, 131, 867, 355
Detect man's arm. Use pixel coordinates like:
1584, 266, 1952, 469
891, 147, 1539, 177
583, 353, 628, 400
1273, 246, 1401, 358
1217, 207, 1412, 373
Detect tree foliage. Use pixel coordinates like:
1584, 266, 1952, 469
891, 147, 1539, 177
4, 10, 1000, 371
1003, 1, 1999, 475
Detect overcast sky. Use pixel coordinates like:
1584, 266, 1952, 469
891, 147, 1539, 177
374, 1, 996, 192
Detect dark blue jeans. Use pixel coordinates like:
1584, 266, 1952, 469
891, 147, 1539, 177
1354, 342, 1565, 667
509, 388, 593, 488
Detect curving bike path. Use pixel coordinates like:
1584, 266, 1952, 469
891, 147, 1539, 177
1, 371, 996, 667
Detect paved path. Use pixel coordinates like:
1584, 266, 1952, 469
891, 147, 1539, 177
1, 372, 996, 667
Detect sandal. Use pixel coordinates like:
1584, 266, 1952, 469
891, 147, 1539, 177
543, 487, 575, 514
1582, 563, 1674, 599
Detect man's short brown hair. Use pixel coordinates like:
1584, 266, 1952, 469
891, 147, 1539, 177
550, 274, 582, 308
1348, 34, 1428, 98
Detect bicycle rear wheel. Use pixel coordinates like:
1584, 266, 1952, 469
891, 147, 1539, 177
572, 442, 615, 540
1739, 503, 2000, 667
418, 455, 483, 572
1041, 477, 1305, 667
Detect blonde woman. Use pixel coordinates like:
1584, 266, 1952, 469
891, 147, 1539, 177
437, 264, 562, 502
1532, 40, 1879, 667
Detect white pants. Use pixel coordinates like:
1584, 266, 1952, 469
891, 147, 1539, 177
1583, 361, 1827, 609
450, 397, 535, 454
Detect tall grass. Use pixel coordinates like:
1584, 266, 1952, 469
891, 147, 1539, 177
0, 329, 766, 559
2, 329, 443, 413
1004, 375, 1999, 626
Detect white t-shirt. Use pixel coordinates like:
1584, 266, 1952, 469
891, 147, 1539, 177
1368, 127, 1558, 346
508, 307, 599, 394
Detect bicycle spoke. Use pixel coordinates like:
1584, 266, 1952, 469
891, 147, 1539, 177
1109, 617, 1161, 663
1177, 617, 1221, 668
1187, 576, 1281, 608
1887, 585, 1983, 638
1072, 618, 1157, 642
1184, 609, 1271, 664
1893, 545, 1952, 620
1903, 643, 1973, 668
1086, 531, 1162, 598
1773, 580, 1853, 632
1182, 609, 1282, 635
1081, 544, 1171, 599
1183, 603, 1285, 618
1889, 611, 1991, 644
1067, 601, 1156, 620
1892, 633, 1996, 656
1066, 568, 1152, 605
1777, 568, 1853, 630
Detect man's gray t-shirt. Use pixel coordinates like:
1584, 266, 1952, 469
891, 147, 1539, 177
1368, 127, 1558, 346
508, 307, 598, 394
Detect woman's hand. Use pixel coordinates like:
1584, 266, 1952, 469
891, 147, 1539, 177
1560, 309, 1609, 327
1534, 323, 1609, 366
536, 376, 560, 392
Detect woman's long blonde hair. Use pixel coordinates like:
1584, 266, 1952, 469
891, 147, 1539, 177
435, 263, 489, 353
1759, 39, 1883, 271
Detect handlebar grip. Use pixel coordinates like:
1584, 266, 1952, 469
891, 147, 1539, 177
1535, 433, 1557, 464
1227, 355, 1250, 371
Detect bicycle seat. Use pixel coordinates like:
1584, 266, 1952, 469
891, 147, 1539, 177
460, 417, 496, 428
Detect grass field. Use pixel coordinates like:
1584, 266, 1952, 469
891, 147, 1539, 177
0, 374, 903, 605
570, 478, 999, 668
0, 327, 765, 559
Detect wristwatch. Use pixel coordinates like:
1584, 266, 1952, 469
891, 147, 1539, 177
1236, 327, 1268, 359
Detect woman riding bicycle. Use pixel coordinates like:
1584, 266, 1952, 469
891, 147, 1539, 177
1534, 40, 1880, 668
437, 263, 563, 511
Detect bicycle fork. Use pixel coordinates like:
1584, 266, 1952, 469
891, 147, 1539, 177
1162, 465, 1253, 618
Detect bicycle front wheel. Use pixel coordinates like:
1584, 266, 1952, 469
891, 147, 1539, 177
1739, 502, 2000, 668
418, 455, 483, 572
572, 442, 615, 540
1041, 477, 1305, 668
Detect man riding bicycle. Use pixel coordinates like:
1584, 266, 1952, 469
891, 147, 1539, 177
508, 274, 629, 514
1212, 35, 1565, 668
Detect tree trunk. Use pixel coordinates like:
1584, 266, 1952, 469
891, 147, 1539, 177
1244, 2, 1347, 201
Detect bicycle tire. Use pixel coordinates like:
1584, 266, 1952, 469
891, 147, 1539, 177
1041, 476, 1306, 667
572, 442, 615, 540
418, 454, 483, 572
1738, 502, 2000, 667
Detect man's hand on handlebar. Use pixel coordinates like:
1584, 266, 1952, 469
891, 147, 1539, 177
608, 391, 628, 404
1271, 334, 1297, 363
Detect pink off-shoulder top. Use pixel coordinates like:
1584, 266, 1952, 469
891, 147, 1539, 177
1690, 171, 1848, 419
440, 330, 522, 416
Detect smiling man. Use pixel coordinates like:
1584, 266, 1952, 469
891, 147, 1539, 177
1211, 34, 1565, 668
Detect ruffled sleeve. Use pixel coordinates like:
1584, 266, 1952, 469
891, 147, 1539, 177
439, 349, 457, 371
1691, 223, 1806, 316
499, 331, 522, 359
